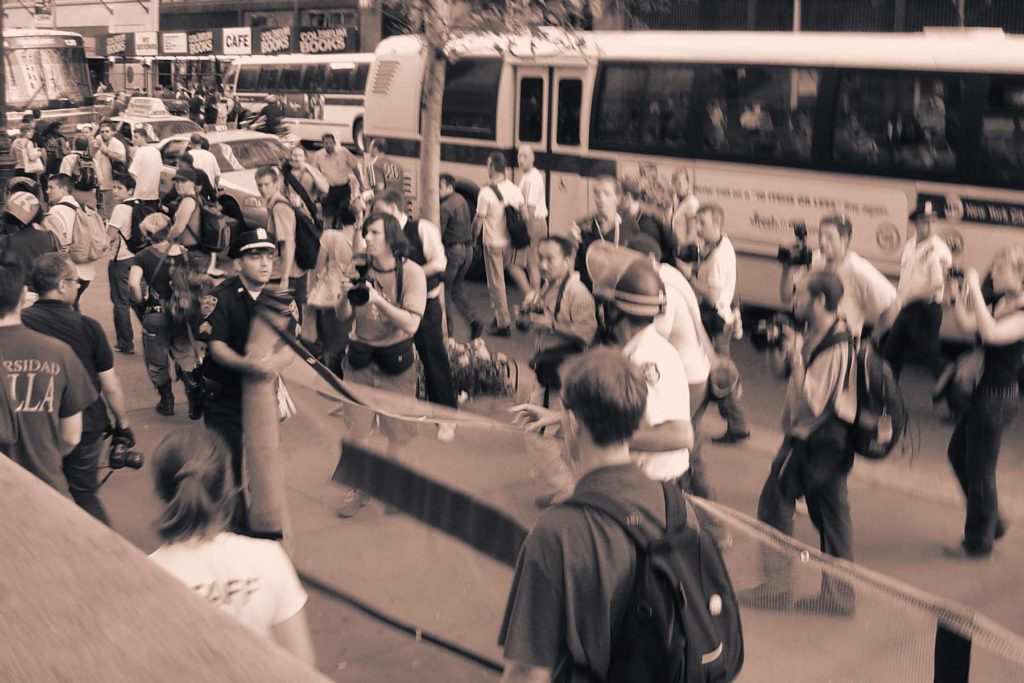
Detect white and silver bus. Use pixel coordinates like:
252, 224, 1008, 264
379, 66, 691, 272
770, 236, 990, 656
224, 53, 373, 152
366, 29, 1024, 321
4, 29, 96, 134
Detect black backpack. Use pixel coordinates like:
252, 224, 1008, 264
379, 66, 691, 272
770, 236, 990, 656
489, 183, 531, 249
807, 326, 908, 460
565, 484, 744, 683
73, 154, 98, 191
269, 198, 322, 271
123, 199, 158, 254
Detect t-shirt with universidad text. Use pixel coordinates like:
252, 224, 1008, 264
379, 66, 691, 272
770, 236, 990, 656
0, 325, 97, 495
476, 178, 524, 249
149, 532, 307, 639
350, 258, 427, 347
21, 300, 114, 435
499, 464, 667, 680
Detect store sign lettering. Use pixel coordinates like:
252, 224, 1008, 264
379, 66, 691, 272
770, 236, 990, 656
106, 33, 127, 56
298, 28, 347, 54
188, 31, 214, 55
259, 28, 291, 55
223, 28, 251, 55
162, 33, 188, 55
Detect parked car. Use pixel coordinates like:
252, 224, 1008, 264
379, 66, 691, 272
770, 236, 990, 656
156, 129, 290, 234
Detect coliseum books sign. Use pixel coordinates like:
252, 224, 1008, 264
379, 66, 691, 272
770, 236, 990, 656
297, 28, 347, 54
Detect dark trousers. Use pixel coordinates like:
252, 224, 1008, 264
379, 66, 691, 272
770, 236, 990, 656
63, 430, 109, 525
882, 300, 944, 379
414, 297, 458, 408
203, 384, 249, 534
687, 380, 716, 500
316, 307, 352, 377
713, 328, 749, 434
108, 259, 134, 351
946, 388, 1018, 553
757, 420, 854, 605
74, 279, 90, 311
443, 242, 477, 336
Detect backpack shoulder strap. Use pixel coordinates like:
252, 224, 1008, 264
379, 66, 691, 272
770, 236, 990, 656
564, 489, 653, 548
489, 183, 504, 204
805, 321, 851, 370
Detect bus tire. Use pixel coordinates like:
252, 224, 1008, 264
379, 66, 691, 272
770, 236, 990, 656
353, 119, 365, 154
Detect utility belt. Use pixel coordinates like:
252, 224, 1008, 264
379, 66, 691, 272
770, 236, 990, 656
346, 338, 415, 375
203, 375, 242, 400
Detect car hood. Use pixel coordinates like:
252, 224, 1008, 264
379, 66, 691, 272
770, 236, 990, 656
221, 170, 259, 198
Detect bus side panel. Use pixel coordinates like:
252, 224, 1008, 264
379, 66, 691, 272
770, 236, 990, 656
365, 52, 424, 140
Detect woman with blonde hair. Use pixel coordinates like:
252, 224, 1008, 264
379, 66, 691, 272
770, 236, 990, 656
945, 246, 1024, 558
148, 427, 315, 664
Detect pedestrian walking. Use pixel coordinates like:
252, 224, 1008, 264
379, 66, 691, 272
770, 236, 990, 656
312, 133, 360, 228
148, 427, 315, 666
439, 173, 480, 338
0, 192, 58, 276
188, 133, 221, 191
517, 145, 547, 290
256, 166, 308, 313
22, 253, 135, 525
42, 173, 95, 309
129, 128, 164, 207
571, 176, 642, 291
105, 175, 141, 354
91, 121, 129, 220
943, 248, 1024, 559
689, 203, 749, 444
59, 135, 99, 210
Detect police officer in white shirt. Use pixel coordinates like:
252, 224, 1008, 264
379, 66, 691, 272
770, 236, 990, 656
689, 203, 750, 444
882, 203, 952, 378
780, 213, 900, 344
513, 257, 694, 485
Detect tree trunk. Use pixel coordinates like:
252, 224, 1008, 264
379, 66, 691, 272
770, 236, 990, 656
419, 0, 448, 225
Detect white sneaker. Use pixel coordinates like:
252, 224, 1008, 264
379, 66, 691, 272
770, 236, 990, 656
437, 422, 456, 443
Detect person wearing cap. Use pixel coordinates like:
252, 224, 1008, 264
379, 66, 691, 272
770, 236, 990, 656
741, 270, 857, 615
128, 210, 203, 419
882, 203, 952, 379
624, 233, 719, 501
162, 153, 217, 207
780, 214, 900, 344
166, 167, 216, 274
514, 257, 693, 487
129, 127, 162, 207
0, 191, 58, 277
197, 227, 288, 535
189, 133, 221, 190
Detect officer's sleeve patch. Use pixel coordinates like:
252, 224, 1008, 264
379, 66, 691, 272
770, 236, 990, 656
198, 321, 213, 337
640, 361, 660, 385
200, 295, 218, 318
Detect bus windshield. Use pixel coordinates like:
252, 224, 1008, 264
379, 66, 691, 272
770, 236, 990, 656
4, 44, 93, 110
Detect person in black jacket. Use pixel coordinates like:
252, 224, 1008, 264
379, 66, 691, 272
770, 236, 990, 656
621, 178, 677, 265
571, 176, 642, 291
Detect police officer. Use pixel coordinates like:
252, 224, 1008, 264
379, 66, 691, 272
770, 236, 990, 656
198, 228, 288, 535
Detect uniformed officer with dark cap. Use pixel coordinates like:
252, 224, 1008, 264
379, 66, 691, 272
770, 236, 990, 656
198, 227, 290, 535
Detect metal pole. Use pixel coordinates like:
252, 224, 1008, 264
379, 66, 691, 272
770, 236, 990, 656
958, 0, 966, 28
793, 0, 801, 32
0, 0, 15, 204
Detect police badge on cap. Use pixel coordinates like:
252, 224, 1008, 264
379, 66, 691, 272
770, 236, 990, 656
229, 228, 277, 259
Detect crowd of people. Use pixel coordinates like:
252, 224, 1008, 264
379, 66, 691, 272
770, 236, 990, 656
3, 112, 1024, 677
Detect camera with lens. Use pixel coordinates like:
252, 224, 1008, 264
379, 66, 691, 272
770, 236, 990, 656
947, 265, 965, 281
750, 313, 796, 352
109, 441, 144, 470
777, 221, 813, 267
677, 242, 701, 263
346, 254, 372, 306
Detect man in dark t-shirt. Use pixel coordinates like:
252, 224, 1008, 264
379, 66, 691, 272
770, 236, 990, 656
21, 253, 134, 524
503, 348, 668, 681
0, 256, 96, 498
1, 191, 58, 278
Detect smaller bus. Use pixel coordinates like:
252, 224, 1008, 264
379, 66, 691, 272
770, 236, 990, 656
224, 53, 373, 152
3, 29, 96, 134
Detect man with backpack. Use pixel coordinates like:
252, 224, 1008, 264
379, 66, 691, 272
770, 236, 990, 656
255, 165, 308, 315
501, 347, 742, 683
43, 174, 106, 310
741, 271, 858, 616
59, 136, 99, 210
106, 175, 156, 354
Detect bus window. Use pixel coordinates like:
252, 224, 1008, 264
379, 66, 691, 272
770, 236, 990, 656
281, 65, 303, 92
355, 63, 370, 92
301, 64, 327, 92
237, 65, 260, 91
979, 78, 1024, 184
257, 66, 282, 92
518, 77, 544, 143
442, 58, 501, 140
592, 64, 693, 153
700, 66, 817, 162
834, 71, 960, 173
556, 78, 582, 146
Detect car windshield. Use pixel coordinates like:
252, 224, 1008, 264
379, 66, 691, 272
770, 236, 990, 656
147, 120, 202, 141
211, 138, 289, 172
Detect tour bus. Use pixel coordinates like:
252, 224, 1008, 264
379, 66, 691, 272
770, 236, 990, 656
3, 29, 96, 134
365, 29, 1024, 325
224, 53, 374, 151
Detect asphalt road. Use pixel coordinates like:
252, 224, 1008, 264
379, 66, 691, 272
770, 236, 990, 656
74, 258, 1024, 681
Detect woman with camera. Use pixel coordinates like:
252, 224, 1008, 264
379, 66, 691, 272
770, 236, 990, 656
148, 428, 315, 665
944, 247, 1024, 559
334, 212, 427, 518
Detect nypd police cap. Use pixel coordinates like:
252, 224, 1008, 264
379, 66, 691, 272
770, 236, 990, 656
229, 228, 277, 259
